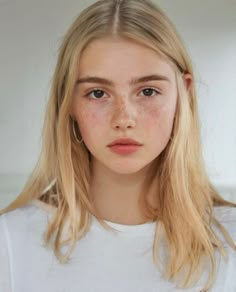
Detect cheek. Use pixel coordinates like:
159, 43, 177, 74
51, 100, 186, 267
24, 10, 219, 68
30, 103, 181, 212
143, 104, 175, 139
76, 109, 105, 138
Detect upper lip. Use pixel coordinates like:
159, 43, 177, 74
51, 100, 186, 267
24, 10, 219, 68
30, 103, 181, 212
108, 138, 142, 146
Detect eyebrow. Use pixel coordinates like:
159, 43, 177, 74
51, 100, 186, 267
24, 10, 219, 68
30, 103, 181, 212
76, 74, 170, 86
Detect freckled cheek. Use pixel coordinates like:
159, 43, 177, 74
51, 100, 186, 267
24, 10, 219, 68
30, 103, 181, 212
142, 106, 175, 138
141, 106, 162, 126
77, 110, 106, 138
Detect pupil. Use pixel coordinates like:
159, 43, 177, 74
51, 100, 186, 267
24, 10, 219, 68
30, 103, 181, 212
94, 90, 104, 98
144, 89, 153, 96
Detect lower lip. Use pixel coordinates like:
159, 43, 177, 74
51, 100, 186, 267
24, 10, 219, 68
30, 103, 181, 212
108, 144, 142, 155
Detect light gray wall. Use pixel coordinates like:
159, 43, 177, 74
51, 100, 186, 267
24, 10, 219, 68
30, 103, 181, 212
0, 0, 236, 207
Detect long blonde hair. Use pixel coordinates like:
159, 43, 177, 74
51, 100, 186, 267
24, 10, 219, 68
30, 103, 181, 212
1, 0, 235, 290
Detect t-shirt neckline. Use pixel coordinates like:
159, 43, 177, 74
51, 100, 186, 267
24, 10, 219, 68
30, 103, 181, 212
91, 214, 157, 234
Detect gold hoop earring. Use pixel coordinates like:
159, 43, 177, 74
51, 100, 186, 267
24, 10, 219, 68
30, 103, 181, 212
72, 119, 83, 144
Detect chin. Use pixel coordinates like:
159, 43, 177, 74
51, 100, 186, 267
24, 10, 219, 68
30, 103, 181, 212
107, 161, 151, 175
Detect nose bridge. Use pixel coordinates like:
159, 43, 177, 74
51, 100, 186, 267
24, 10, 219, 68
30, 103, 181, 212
116, 95, 131, 113
111, 94, 136, 128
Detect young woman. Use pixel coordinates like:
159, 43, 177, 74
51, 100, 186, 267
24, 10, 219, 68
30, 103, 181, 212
0, 0, 235, 291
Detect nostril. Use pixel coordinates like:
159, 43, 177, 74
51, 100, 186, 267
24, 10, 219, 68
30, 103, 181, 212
113, 118, 136, 129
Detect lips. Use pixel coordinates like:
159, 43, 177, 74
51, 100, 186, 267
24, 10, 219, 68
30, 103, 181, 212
108, 138, 142, 146
108, 139, 142, 155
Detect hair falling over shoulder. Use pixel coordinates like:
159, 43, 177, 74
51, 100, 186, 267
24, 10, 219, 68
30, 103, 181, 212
1, 1, 235, 291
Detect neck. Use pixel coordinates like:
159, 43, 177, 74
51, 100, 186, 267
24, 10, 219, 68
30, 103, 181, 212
89, 160, 157, 225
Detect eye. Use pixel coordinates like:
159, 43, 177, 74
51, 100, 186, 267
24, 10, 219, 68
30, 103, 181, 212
84, 87, 161, 100
140, 88, 160, 97
85, 89, 106, 99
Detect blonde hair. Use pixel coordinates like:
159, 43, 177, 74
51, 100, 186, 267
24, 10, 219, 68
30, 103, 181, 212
1, 0, 235, 290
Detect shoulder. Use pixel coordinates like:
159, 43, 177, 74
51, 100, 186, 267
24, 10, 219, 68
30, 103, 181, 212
0, 200, 52, 238
0, 201, 57, 291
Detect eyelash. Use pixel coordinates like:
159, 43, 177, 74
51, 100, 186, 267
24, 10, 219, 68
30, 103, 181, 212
84, 87, 161, 100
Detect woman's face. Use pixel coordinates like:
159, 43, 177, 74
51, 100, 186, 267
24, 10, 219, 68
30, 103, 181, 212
71, 37, 183, 175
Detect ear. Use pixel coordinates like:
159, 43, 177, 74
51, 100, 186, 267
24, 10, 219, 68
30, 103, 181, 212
183, 73, 193, 92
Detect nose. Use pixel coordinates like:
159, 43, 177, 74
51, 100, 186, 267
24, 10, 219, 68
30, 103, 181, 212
111, 97, 137, 130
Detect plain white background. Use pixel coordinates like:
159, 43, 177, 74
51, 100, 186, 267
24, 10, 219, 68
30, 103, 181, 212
0, 0, 235, 207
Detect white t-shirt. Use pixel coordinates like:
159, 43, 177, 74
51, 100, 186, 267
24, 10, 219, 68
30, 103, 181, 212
0, 199, 235, 292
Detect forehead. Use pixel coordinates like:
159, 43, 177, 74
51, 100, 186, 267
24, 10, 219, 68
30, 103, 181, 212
77, 37, 176, 82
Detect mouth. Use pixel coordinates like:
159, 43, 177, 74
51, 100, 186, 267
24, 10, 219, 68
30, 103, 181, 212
111, 143, 139, 146
108, 138, 142, 147
108, 144, 142, 155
